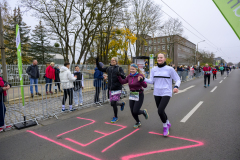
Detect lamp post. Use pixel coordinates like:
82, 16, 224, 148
195, 40, 205, 65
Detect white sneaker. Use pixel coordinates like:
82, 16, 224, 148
80, 103, 83, 106
75, 104, 78, 107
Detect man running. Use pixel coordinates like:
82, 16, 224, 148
203, 63, 211, 88
219, 65, 224, 76
226, 65, 230, 77
138, 53, 181, 137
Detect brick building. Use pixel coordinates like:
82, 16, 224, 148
140, 35, 196, 66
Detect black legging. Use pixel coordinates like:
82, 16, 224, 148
213, 74, 216, 80
111, 101, 122, 118
55, 83, 61, 91
204, 75, 211, 85
0, 101, 6, 126
154, 96, 170, 123
221, 70, 224, 75
129, 92, 144, 123
62, 88, 73, 105
94, 87, 101, 103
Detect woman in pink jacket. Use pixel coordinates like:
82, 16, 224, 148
45, 62, 55, 94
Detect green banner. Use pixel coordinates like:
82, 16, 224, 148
16, 24, 25, 106
213, 0, 240, 40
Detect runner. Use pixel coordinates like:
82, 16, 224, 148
117, 64, 149, 128
138, 53, 181, 136
212, 67, 217, 81
203, 63, 212, 88
96, 57, 126, 123
226, 65, 230, 77
219, 65, 224, 76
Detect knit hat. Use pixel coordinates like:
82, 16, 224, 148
131, 64, 138, 69
99, 62, 104, 68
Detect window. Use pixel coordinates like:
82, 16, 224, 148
145, 47, 148, 52
162, 45, 165, 50
149, 46, 152, 51
162, 38, 165, 43
149, 40, 152, 45
158, 46, 160, 51
167, 45, 170, 50
154, 46, 156, 52
158, 39, 160, 43
167, 37, 170, 42
154, 39, 156, 43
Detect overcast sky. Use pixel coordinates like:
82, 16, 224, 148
8, 0, 240, 63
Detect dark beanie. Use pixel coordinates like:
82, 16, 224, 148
99, 62, 104, 68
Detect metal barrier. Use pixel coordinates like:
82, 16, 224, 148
177, 70, 204, 82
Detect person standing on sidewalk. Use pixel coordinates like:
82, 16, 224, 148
60, 62, 77, 112
45, 62, 55, 94
96, 57, 126, 123
54, 65, 62, 93
212, 67, 217, 80
73, 65, 84, 107
143, 63, 150, 78
94, 62, 104, 104
26, 60, 41, 98
219, 65, 224, 76
138, 53, 181, 137
117, 64, 149, 129
0, 72, 12, 132
203, 63, 212, 88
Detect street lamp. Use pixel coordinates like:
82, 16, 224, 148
195, 40, 205, 65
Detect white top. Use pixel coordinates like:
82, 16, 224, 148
59, 66, 77, 89
144, 65, 181, 97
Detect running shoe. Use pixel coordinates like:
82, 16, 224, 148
208, 84, 210, 87
0, 127, 3, 132
163, 127, 169, 136
143, 109, 149, 120
204, 85, 207, 88
111, 117, 118, 123
121, 102, 125, 111
61, 109, 68, 112
167, 123, 171, 130
69, 108, 76, 112
133, 122, 141, 128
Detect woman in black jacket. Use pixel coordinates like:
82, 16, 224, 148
0, 72, 12, 132
96, 57, 126, 123
54, 65, 62, 93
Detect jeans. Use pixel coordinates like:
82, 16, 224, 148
145, 72, 149, 78
0, 101, 6, 127
73, 88, 83, 105
30, 78, 38, 94
45, 77, 52, 92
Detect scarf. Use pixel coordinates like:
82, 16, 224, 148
130, 72, 138, 77
0, 77, 7, 96
157, 62, 167, 68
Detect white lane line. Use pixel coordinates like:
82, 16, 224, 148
224, 77, 226, 79
210, 86, 218, 92
180, 101, 204, 123
175, 85, 195, 95
219, 80, 223, 83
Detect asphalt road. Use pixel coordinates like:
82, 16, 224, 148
1, 70, 240, 160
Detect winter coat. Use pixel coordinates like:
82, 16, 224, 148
219, 66, 224, 71
26, 64, 40, 79
54, 68, 60, 82
59, 66, 77, 89
94, 67, 103, 87
203, 67, 212, 75
73, 71, 84, 91
45, 66, 55, 80
212, 69, 217, 74
97, 64, 125, 91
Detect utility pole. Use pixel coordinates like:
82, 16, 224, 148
0, 7, 7, 80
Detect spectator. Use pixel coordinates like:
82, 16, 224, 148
0, 71, 12, 132
73, 65, 84, 107
26, 60, 41, 98
54, 65, 62, 93
60, 62, 77, 112
143, 63, 150, 78
94, 62, 104, 104
45, 62, 55, 94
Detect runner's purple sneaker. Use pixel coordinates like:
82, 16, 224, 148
163, 127, 169, 136
167, 123, 171, 130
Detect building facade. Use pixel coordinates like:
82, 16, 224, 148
140, 35, 196, 66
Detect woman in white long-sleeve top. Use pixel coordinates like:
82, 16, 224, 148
138, 53, 181, 137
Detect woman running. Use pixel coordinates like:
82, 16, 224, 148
138, 53, 181, 136
96, 57, 126, 123
117, 64, 149, 128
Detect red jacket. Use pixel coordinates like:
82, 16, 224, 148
45, 66, 55, 80
212, 68, 217, 74
203, 67, 211, 75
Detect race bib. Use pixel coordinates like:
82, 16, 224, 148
129, 92, 139, 101
111, 90, 121, 95
205, 71, 210, 74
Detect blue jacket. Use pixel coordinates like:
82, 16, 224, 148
94, 67, 103, 87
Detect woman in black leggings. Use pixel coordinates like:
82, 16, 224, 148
118, 64, 149, 128
139, 53, 181, 136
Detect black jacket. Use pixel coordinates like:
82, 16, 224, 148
97, 63, 125, 91
0, 78, 11, 102
54, 68, 60, 82
73, 72, 83, 91
26, 65, 40, 79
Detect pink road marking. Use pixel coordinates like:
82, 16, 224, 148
65, 122, 127, 147
102, 129, 140, 153
94, 130, 108, 135
121, 132, 204, 160
27, 130, 101, 160
57, 117, 95, 137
